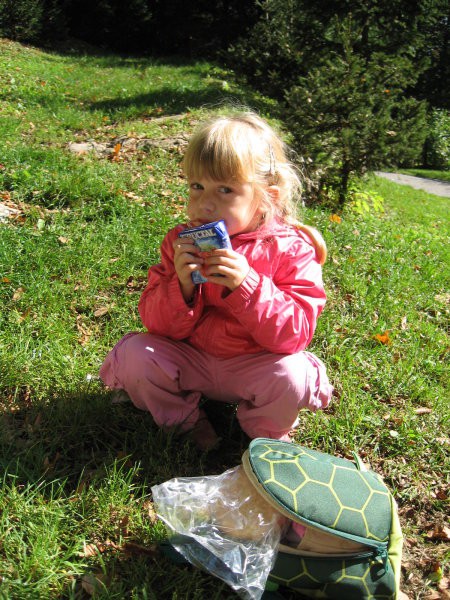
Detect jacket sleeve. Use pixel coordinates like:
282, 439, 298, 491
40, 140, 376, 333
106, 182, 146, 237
223, 237, 326, 354
138, 228, 203, 339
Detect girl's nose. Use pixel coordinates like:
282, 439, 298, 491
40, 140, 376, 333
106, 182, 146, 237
198, 192, 214, 214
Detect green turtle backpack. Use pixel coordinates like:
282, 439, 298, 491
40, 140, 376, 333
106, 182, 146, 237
242, 438, 403, 600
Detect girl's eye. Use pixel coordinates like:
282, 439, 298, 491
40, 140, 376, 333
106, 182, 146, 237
218, 186, 233, 194
190, 182, 203, 190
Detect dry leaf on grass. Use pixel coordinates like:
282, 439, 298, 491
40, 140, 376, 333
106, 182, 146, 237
12, 287, 25, 301
415, 407, 433, 415
110, 142, 121, 161
122, 190, 143, 202
76, 316, 93, 346
144, 500, 158, 525
374, 330, 391, 345
122, 541, 159, 556
426, 525, 450, 542
43, 451, 61, 472
81, 572, 109, 596
93, 306, 110, 318
79, 540, 120, 557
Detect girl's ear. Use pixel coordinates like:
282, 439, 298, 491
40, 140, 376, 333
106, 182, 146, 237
267, 185, 280, 203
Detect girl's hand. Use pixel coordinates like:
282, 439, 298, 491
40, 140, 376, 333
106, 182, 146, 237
201, 249, 250, 291
172, 238, 203, 302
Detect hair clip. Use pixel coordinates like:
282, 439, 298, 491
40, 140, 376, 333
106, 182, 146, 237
268, 145, 276, 176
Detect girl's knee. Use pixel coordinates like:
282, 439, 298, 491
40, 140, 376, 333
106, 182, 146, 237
239, 352, 332, 424
276, 352, 332, 411
100, 332, 165, 388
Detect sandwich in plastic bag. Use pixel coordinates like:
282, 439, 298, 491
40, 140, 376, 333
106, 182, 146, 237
151, 465, 288, 600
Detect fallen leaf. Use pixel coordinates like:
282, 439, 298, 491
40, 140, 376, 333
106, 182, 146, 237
374, 331, 391, 345
329, 214, 342, 223
414, 407, 432, 415
17, 308, 32, 322
79, 540, 119, 557
58, 236, 69, 245
435, 488, 448, 501
110, 142, 122, 162
125, 275, 146, 290
427, 561, 444, 583
76, 316, 92, 346
144, 500, 158, 525
75, 479, 89, 495
426, 525, 450, 541
12, 287, 25, 301
81, 543, 99, 558
93, 306, 109, 318
81, 572, 108, 596
438, 576, 450, 592
435, 293, 450, 305
43, 451, 61, 472
122, 191, 143, 202
122, 541, 159, 556
436, 437, 450, 445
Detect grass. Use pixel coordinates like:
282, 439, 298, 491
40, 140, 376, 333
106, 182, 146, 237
398, 169, 450, 182
0, 38, 449, 599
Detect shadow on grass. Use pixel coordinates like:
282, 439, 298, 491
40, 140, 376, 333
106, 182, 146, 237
0, 386, 248, 491
0, 387, 308, 599
87, 84, 277, 122
0, 388, 255, 598
43, 39, 206, 69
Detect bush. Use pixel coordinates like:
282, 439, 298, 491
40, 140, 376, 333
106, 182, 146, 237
0, 0, 43, 42
228, 0, 442, 204
423, 108, 450, 169
0, 0, 67, 43
284, 18, 428, 205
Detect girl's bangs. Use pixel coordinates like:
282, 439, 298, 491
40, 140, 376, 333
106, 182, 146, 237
183, 128, 254, 183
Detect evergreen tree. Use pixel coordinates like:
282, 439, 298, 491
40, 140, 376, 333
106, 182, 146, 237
229, 1, 439, 203
285, 17, 427, 203
0, 0, 43, 42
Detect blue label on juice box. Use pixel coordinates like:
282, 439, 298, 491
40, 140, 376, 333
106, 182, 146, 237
178, 220, 231, 284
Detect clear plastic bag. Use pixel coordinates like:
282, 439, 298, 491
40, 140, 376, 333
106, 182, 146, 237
151, 465, 288, 600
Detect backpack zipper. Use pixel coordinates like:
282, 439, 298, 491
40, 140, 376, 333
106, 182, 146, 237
287, 517, 390, 570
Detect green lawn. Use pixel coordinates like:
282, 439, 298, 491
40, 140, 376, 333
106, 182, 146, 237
0, 39, 449, 599
398, 169, 450, 182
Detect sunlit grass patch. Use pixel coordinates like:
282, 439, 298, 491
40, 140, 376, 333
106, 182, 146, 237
1, 39, 449, 598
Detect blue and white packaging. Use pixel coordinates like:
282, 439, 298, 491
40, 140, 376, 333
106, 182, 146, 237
178, 220, 232, 284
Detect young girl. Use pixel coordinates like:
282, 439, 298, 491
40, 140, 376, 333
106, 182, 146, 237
100, 111, 333, 450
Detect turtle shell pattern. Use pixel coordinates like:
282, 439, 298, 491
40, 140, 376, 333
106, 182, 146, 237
246, 438, 392, 542
245, 439, 397, 599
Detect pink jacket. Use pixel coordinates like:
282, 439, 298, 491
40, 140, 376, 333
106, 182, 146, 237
138, 220, 326, 359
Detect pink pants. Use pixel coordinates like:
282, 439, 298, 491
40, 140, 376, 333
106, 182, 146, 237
99, 332, 332, 441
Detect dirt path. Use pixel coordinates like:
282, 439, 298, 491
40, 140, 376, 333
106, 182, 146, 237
375, 171, 450, 198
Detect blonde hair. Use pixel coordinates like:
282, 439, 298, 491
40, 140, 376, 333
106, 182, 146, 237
182, 112, 327, 264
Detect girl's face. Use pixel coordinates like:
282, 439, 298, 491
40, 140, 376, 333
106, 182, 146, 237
186, 176, 263, 237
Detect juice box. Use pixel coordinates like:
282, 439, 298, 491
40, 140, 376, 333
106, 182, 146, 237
178, 220, 231, 284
